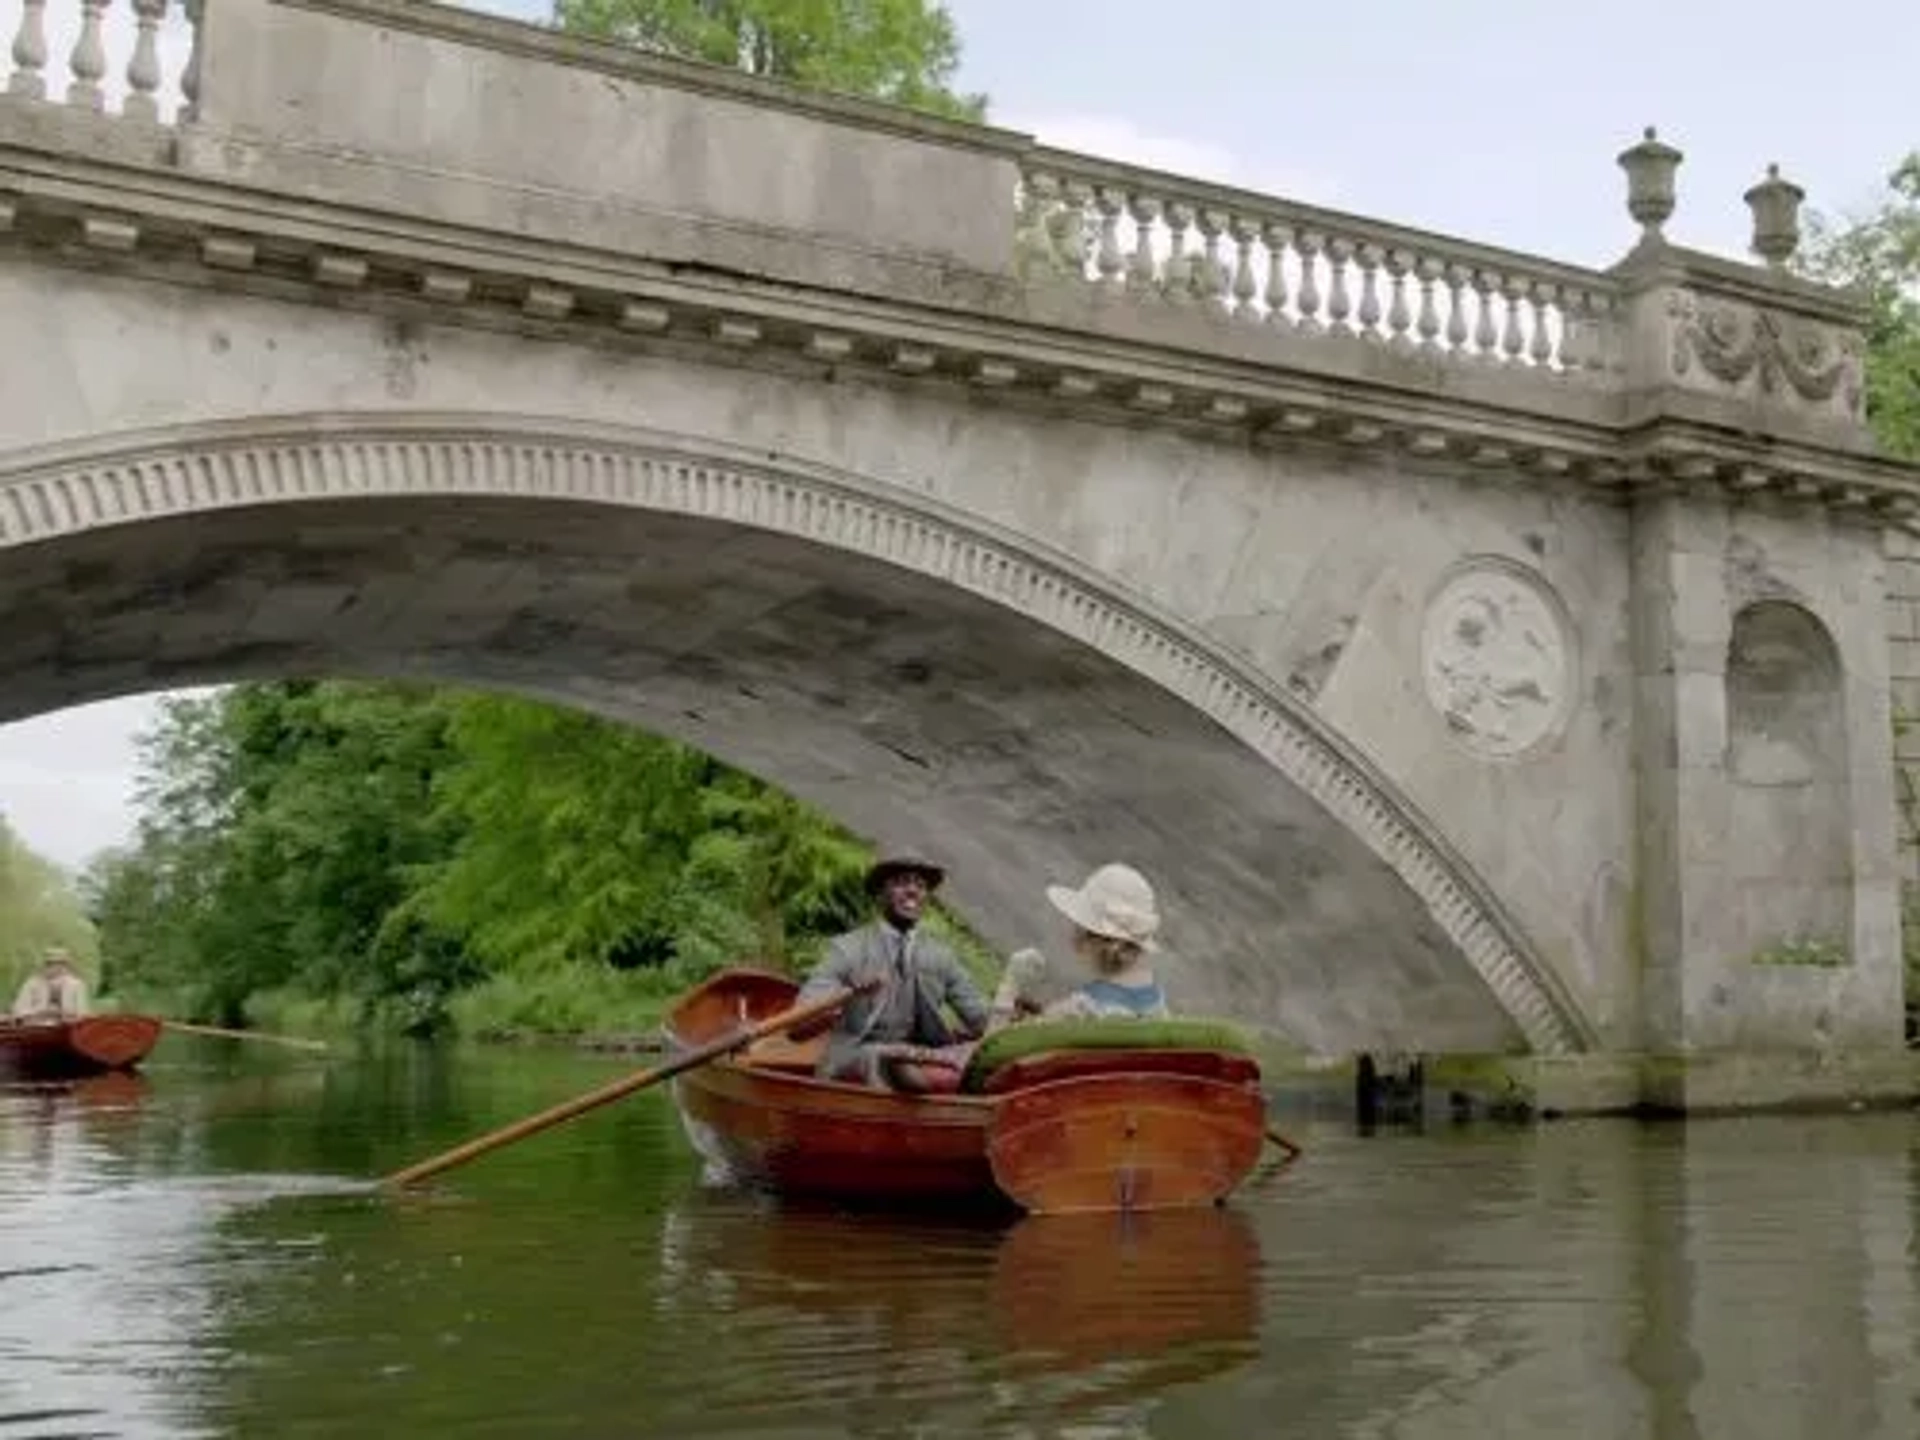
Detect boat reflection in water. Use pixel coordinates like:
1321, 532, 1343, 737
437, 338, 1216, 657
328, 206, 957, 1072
0, 1071, 153, 1162
653, 1193, 1264, 1438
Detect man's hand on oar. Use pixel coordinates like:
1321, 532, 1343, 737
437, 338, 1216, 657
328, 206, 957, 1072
379, 980, 873, 1192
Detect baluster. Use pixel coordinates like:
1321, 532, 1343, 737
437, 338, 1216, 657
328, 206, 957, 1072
178, 0, 203, 121
1444, 263, 1471, 354
1325, 236, 1354, 334
1499, 276, 1526, 363
1356, 243, 1385, 340
1197, 209, 1230, 309
1049, 179, 1093, 279
66, 0, 108, 110
1414, 256, 1443, 350
1095, 188, 1126, 288
1013, 171, 1055, 274
1263, 222, 1292, 325
1162, 202, 1193, 303
1471, 271, 1499, 360
1529, 281, 1557, 367
1557, 288, 1588, 371
1230, 217, 1259, 318
1126, 194, 1160, 293
123, 0, 166, 122
9, 0, 47, 100
1593, 293, 1623, 372
1295, 231, 1324, 333
1384, 250, 1413, 353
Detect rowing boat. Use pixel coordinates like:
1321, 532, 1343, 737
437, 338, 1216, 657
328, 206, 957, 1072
663, 967, 1270, 1216
0, 1014, 163, 1080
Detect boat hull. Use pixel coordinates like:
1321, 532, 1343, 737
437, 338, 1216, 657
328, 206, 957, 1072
664, 967, 1274, 1216
0, 1015, 163, 1080
672, 1061, 1001, 1209
986, 1071, 1268, 1214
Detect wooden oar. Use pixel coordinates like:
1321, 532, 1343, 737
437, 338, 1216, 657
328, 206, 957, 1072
1265, 1126, 1303, 1162
379, 983, 868, 1191
163, 1020, 329, 1052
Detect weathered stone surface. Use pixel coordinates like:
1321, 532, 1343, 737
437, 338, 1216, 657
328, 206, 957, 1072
0, 263, 1620, 1056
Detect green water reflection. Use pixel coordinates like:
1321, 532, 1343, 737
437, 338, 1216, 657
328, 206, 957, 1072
6, 1040, 1920, 1438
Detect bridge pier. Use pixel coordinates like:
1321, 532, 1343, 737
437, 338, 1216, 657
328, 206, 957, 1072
1627, 486, 1906, 1088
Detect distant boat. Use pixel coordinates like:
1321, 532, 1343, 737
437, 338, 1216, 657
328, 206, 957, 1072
0, 1014, 163, 1081
663, 966, 1272, 1216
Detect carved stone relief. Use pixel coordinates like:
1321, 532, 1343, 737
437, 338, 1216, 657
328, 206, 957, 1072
1421, 560, 1573, 759
1667, 290, 1865, 419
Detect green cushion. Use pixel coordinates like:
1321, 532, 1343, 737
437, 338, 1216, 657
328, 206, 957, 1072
960, 1015, 1255, 1093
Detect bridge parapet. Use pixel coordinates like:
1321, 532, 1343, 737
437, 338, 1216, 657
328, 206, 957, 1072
1013, 149, 1622, 383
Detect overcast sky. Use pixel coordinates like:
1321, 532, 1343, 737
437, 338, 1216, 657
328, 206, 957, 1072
2, 0, 1915, 871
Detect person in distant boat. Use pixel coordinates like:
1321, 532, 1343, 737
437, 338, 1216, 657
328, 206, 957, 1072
9, 948, 89, 1022
795, 854, 992, 1090
990, 863, 1172, 1025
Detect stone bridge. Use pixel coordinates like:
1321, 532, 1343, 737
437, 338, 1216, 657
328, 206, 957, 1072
4, 0, 1917, 1106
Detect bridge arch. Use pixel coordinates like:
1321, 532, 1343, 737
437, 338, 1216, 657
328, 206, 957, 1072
0, 411, 1597, 1054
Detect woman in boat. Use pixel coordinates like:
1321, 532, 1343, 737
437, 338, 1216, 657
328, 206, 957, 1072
990, 862, 1171, 1026
862, 862, 1171, 1090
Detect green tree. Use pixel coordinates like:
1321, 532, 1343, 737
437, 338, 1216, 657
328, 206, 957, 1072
88, 680, 914, 1039
89, 684, 465, 1026
0, 813, 97, 996
1800, 152, 1920, 460
552, 0, 987, 120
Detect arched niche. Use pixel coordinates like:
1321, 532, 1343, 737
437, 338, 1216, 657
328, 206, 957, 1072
1723, 599, 1852, 965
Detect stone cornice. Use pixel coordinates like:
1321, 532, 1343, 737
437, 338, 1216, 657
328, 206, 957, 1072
2, 144, 1916, 527
1611, 239, 1871, 326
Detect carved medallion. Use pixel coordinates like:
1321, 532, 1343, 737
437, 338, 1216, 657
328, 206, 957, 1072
1421, 561, 1572, 758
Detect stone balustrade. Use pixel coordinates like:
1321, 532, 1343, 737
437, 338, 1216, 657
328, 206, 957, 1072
0, 0, 1887, 456
1015, 151, 1622, 380
6, 0, 199, 121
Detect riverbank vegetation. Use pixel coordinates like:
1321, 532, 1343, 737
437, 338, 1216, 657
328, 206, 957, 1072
0, 815, 99, 999
83, 682, 995, 1042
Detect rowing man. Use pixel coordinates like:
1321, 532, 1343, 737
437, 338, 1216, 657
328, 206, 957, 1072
9, 948, 89, 1021
796, 853, 991, 1090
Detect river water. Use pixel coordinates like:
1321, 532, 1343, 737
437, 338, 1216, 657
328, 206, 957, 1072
4, 1038, 1919, 1439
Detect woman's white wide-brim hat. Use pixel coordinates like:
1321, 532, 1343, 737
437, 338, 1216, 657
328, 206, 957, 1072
1045, 862, 1161, 950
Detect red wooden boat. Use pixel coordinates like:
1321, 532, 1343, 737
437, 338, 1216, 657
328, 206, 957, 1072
664, 967, 1271, 1216
0, 1014, 163, 1080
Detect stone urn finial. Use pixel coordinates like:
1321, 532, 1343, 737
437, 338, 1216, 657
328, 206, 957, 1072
1618, 126, 1683, 244
1745, 162, 1805, 270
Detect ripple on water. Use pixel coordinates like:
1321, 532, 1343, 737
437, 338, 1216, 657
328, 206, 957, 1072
12, 1065, 1920, 1438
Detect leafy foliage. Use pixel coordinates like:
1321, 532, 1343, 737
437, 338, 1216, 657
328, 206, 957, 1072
1799, 153, 1920, 460
89, 682, 906, 1038
552, 0, 987, 120
0, 814, 97, 997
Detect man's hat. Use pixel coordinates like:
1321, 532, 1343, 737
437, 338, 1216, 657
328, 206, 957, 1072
864, 854, 946, 896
